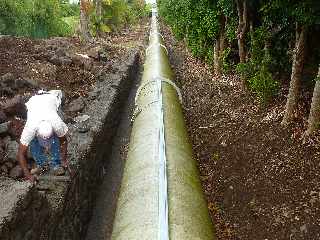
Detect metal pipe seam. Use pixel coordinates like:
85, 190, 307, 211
135, 77, 182, 106
146, 43, 169, 56
149, 32, 164, 41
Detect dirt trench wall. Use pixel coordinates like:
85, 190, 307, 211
0, 50, 140, 240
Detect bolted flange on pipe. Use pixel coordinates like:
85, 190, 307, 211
111, 7, 215, 240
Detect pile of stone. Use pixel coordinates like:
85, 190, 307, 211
0, 96, 27, 179
0, 72, 38, 97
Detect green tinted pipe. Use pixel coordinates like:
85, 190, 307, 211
111, 10, 215, 240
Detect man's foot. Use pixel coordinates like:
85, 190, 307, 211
30, 165, 48, 175
52, 166, 65, 176
30, 167, 40, 175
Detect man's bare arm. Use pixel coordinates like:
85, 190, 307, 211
17, 144, 35, 182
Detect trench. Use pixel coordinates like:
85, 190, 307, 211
84, 65, 141, 240
0, 50, 141, 240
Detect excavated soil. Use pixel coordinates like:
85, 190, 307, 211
0, 26, 146, 101
161, 23, 320, 240
0, 20, 148, 179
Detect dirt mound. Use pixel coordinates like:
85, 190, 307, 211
161, 22, 320, 240
0, 20, 148, 179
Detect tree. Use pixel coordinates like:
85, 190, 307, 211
281, 0, 320, 126
281, 24, 307, 126
235, 0, 248, 64
306, 65, 320, 135
80, 0, 92, 42
214, 15, 226, 76
235, 0, 248, 87
93, 0, 102, 36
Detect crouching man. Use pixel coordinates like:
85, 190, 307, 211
17, 90, 68, 182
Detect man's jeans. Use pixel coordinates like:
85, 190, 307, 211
30, 135, 61, 168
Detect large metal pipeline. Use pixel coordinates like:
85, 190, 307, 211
111, 9, 215, 240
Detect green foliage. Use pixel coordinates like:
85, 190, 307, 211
62, 16, 79, 34
60, 2, 80, 17
159, 0, 320, 104
89, 0, 148, 36
222, 47, 232, 72
236, 27, 279, 104
248, 66, 279, 104
159, 0, 220, 61
0, 0, 75, 38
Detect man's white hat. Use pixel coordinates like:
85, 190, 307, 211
37, 120, 53, 139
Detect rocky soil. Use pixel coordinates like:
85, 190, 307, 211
0, 22, 147, 179
161, 22, 320, 240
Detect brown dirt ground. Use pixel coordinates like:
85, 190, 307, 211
0, 20, 147, 102
161, 22, 320, 240
0, 20, 148, 176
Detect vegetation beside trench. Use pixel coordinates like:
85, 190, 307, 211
0, 0, 151, 39
161, 20, 320, 240
158, 0, 320, 135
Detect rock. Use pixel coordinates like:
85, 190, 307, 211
88, 91, 98, 100
34, 45, 44, 53
88, 87, 101, 100
0, 138, 5, 163
0, 137, 4, 149
22, 78, 39, 88
0, 165, 8, 174
13, 78, 38, 89
0, 121, 10, 134
0, 72, 15, 83
71, 54, 93, 70
87, 46, 104, 60
0, 110, 7, 123
56, 47, 66, 57
76, 124, 90, 133
74, 114, 90, 123
99, 51, 108, 62
5, 139, 19, 162
49, 55, 72, 66
96, 70, 108, 82
5, 161, 14, 169
66, 97, 85, 113
0, 95, 27, 118
0, 148, 4, 163
0, 73, 16, 95
9, 165, 23, 179
300, 224, 307, 234
8, 118, 25, 140
0, 86, 14, 97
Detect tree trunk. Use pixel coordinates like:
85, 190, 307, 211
214, 16, 226, 76
236, 0, 248, 88
96, 0, 102, 18
214, 38, 220, 75
80, 0, 92, 42
306, 65, 320, 135
95, 0, 102, 37
281, 24, 307, 126
218, 16, 226, 76
236, 0, 247, 64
